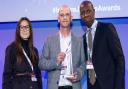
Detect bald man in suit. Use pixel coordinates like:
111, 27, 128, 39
39, 5, 86, 89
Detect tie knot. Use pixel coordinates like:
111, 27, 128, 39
88, 28, 92, 32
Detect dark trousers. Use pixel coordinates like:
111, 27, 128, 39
58, 86, 73, 89
88, 79, 101, 89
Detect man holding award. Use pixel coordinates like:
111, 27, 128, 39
39, 5, 86, 89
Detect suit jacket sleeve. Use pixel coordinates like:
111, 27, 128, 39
2, 45, 14, 89
39, 37, 58, 71
107, 23, 125, 89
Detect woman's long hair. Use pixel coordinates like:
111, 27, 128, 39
15, 17, 36, 64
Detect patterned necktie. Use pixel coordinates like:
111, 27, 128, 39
88, 28, 96, 85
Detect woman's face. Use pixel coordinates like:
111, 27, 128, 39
20, 20, 30, 40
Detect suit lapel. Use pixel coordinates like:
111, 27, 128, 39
54, 33, 61, 54
71, 33, 76, 69
92, 22, 101, 59
83, 34, 88, 60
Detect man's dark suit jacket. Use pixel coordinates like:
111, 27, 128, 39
83, 22, 125, 89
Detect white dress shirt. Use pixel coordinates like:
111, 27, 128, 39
59, 31, 73, 86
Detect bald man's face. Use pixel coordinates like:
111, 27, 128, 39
58, 7, 72, 28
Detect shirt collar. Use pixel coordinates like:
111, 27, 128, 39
87, 20, 98, 32
59, 31, 71, 39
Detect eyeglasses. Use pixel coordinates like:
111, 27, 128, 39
20, 25, 30, 31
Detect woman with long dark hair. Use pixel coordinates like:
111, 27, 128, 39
2, 17, 42, 89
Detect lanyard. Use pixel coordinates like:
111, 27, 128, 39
65, 41, 71, 53
22, 47, 34, 71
